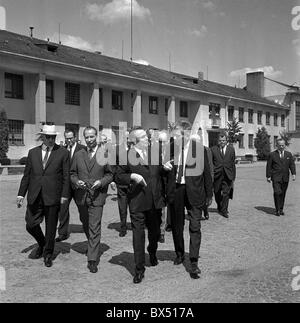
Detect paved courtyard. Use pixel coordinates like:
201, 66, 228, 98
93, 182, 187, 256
0, 163, 300, 303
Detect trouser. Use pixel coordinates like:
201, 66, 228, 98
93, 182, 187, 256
160, 206, 171, 235
169, 184, 202, 263
117, 185, 128, 231
214, 172, 233, 214
272, 180, 289, 211
25, 193, 60, 257
57, 196, 72, 237
77, 203, 104, 262
130, 208, 162, 274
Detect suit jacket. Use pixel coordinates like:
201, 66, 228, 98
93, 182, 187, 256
266, 150, 296, 183
70, 146, 113, 206
115, 148, 166, 213
18, 144, 70, 206
67, 143, 86, 164
211, 144, 236, 183
165, 140, 213, 208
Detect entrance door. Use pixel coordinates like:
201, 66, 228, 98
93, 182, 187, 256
208, 131, 220, 148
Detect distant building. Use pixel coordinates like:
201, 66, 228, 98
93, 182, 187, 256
0, 30, 290, 160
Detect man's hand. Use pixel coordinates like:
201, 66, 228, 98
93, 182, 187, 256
61, 197, 68, 204
292, 174, 296, 181
267, 177, 271, 183
131, 173, 147, 187
163, 160, 173, 171
110, 182, 117, 191
76, 180, 86, 189
91, 180, 102, 190
16, 196, 24, 208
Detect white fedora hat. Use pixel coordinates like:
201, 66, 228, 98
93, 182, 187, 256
38, 124, 59, 136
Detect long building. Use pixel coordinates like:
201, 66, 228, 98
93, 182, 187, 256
0, 30, 291, 160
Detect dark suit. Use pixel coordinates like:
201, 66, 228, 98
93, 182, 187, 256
166, 140, 213, 263
70, 146, 113, 262
116, 148, 165, 274
18, 144, 70, 257
211, 144, 236, 215
266, 150, 296, 212
57, 143, 86, 238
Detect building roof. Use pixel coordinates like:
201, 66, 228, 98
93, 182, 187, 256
0, 30, 286, 109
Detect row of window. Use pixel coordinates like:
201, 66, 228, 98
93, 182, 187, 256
238, 134, 281, 150
4, 73, 189, 117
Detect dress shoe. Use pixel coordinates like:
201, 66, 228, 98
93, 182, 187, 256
29, 245, 44, 259
149, 253, 158, 266
87, 261, 98, 273
133, 272, 144, 284
55, 234, 69, 242
219, 211, 229, 218
44, 255, 53, 268
190, 272, 200, 279
173, 255, 185, 265
119, 230, 127, 237
190, 263, 201, 279
165, 225, 172, 232
275, 210, 280, 217
280, 210, 285, 216
158, 234, 165, 243
203, 212, 209, 220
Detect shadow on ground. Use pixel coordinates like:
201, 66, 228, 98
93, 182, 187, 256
109, 250, 191, 276
255, 206, 276, 216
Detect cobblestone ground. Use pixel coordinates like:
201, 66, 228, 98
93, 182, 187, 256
0, 163, 300, 303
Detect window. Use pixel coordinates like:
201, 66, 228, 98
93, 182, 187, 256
248, 134, 254, 149
46, 79, 54, 103
239, 107, 244, 123
149, 96, 159, 114
281, 114, 285, 127
165, 98, 169, 116
228, 106, 234, 122
65, 123, 79, 138
8, 120, 24, 145
296, 101, 300, 114
296, 118, 300, 130
180, 101, 188, 118
274, 113, 278, 126
5, 73, 24, 99
209, 103, 220, 119
239, 134, 244, 149
65, 82, 80, 106
99, 88, 103, 109
248, 109, 254, 124
112, 90, 123, 110
266, 112, 270, 125
273, 136, 278, 149
257, 111, 262, 125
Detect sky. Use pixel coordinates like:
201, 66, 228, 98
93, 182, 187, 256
0, 0, 300, 93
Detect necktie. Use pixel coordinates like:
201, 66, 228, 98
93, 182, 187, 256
88, 148, 93, 160
43, 147, 49, 169
177, 145, 184, 183
221, 147, 225, 158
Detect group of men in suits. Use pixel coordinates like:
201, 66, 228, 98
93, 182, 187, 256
16, 122, 296, 283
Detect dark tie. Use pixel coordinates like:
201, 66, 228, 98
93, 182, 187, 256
42, 147, 49, 169
177, 145, 184, 183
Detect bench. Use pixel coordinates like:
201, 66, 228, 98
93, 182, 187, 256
0, 165, 25, 175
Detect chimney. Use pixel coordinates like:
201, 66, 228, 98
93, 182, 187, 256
0, 6, 6, 30
246, 71, 265, 97
198, 71, 204, 82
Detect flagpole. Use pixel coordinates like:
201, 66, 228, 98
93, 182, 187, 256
130, 0, 133, 61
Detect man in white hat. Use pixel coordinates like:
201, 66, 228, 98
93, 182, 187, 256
17, 124, 70, 268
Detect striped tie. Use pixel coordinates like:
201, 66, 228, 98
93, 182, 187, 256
43, 147, 49, 169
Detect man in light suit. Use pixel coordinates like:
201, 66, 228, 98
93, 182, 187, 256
56, 129, 86, 242
116, 127, 166, 284
16, 125, 70, 268
70, 126, 113, 273
266, 138, 296, 216
211, 132, 236, 218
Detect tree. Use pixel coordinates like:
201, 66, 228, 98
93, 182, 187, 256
226, 117, 242, 144
0, 109, 9, 159
254, 127, 271, 160
279, 129, 292, 147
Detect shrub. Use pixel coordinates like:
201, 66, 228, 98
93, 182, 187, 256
0, 158, 11, 165
19, 157, 28, 165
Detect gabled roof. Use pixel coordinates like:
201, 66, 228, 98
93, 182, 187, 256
0, 30, 285, 109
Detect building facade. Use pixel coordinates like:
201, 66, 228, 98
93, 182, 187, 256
0, 30, 289, 160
